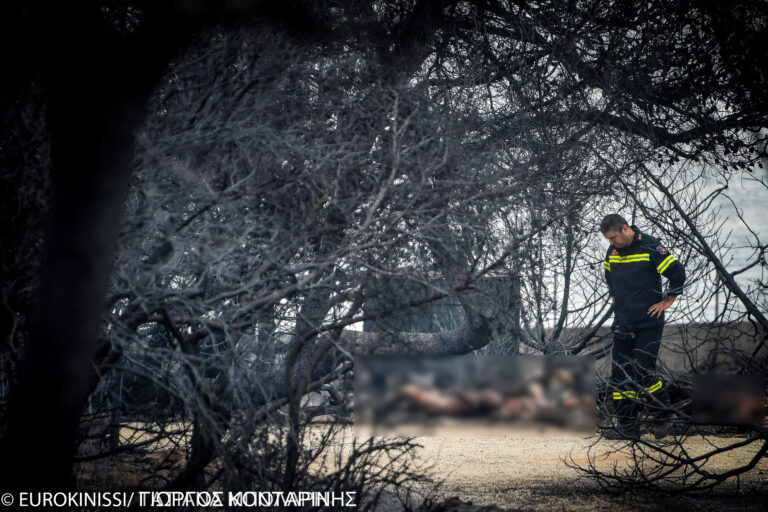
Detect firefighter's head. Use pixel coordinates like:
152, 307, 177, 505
600, 214, 634, 248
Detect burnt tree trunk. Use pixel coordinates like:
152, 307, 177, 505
0, 2, 206, 491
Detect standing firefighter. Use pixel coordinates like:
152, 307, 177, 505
600, 214, 685, 439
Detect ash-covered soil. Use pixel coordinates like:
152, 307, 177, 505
349, 426, 768, 511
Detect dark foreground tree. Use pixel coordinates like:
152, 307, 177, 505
0, 0, 223, 490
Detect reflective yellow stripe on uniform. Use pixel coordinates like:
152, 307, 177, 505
612, 380, 663, 400
608, 253, 650, 263
603, 261, 611, 271
645, 380, 662, 394
656, 255, 677, 274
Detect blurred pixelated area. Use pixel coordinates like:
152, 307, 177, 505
354, 355, 595, 435
693, 375, 766, 425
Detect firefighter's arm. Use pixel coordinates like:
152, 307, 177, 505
662, 258, 685, 297
648, 294, 676, 318
650, 245, 685, 297
648, 244, 685, 317
603, 251, 615, 299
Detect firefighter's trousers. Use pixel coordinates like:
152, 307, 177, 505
610, 325, 667, 426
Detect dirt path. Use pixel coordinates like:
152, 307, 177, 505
339, 426, 768, 511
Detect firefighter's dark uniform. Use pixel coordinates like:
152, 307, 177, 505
603, 226, 685, 429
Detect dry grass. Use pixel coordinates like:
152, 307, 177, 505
74, 420, 768, 511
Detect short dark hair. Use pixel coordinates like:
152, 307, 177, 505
600, 214, 628, 234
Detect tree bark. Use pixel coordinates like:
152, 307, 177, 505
0, 2, 204, 491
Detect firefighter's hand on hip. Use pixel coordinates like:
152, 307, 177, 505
648, 296, 676, 318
